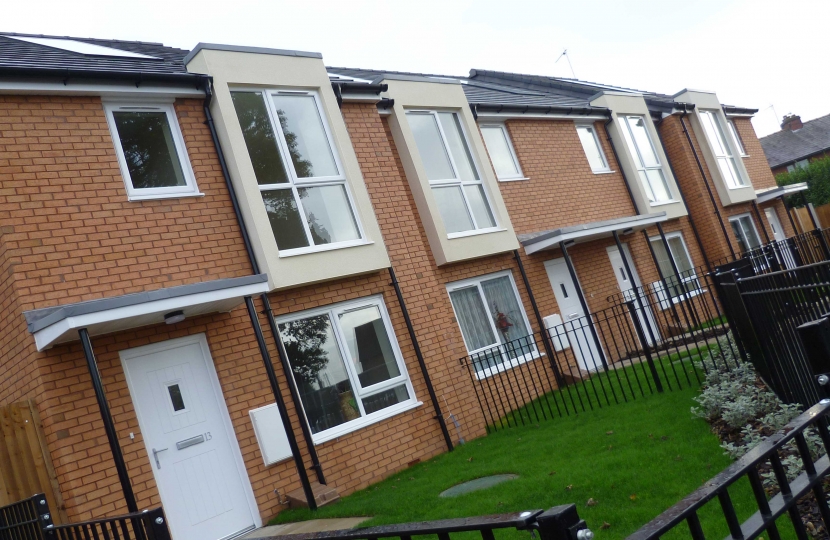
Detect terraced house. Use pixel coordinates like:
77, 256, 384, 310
0, 32, 804, 540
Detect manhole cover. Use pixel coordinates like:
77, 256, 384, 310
439, 474, 519, 498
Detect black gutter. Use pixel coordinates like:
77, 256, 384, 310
752, 201, 772, 243
679, 106, 737, 260
336, 81, 388, 95
0, 66, 205, 88
388, 268, 454, 451
722, 105, 759, 116
202, 82, 324, 505
469, 102, 609, 118
653, 114, 713, 273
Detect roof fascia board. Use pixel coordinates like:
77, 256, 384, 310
474, 110, 608, 121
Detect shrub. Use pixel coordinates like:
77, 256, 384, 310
776, 154, 830, 207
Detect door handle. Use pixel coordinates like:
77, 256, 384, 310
152, 447, 168, 469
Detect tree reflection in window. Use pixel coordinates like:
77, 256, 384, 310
112, 111, 186, 189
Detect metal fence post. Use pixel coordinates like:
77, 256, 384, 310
535, 504, 593, 540
35, 493, 54, 540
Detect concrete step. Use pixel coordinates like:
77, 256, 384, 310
286, 482, 340, 509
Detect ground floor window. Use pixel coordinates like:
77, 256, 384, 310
729, 214, 763, 254
649, 232, 701, 303
447, 271, 536, 376
277, 296, 416, 441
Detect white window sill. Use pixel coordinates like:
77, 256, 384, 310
660, 287, 706, 308
311, 400, 423, 445
127, 191, 205, 202
497, 176, 531, 182
278, 239, 375, 258
727, 184, 752, 190
447, 227, 507, 240
591, 169, 616, 175
474, 351, 544, 380
649, 199, 679, 207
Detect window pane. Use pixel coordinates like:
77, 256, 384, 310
279, 314, 360, 434
362, 385, 410, 415
727, 120, 746, 155
112, 111, 186, 189
731, 220, 749, 253
645, 168, 671, 201
262, 190, 310, 250
433, 186, 474, 233
577, 126, 607, 171
271, 94, 338, 178
406, 113, 455, 181
700, 111, 728, 156
231, 92, 289, 185
167, 384, 185, 412
338, 305, 401, 388
481, 126, 520, 178
718, 157, 742, 188
480, 276, 533, 358
625, 116, 659, 167
638, 170, 656, 201
668, 237, 694, 274
741, 217, 762, 249
449, 286, 498, 352
463, 184, 496, 229
297, 185, 360, 245
650, 239, 682, 297
438, 112, 479, 181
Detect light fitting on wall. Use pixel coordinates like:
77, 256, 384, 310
164, 310, 186, 325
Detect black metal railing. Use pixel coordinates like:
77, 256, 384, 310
627, 399, 830, 539
0, 494, 170, 540
461, 264, 740, 431
262, 504, 590, 540
711, 228, 830, 277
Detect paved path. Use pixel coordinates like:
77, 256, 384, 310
241, 518, 372, 538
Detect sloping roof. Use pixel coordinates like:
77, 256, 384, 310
760, 114, 830, 168
0, 32, 191, 77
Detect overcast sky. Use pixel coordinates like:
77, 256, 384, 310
5, 0, 828, 137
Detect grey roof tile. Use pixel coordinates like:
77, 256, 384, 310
760, 114, 830, 168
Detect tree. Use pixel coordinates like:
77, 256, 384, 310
278, 315, 331, 385
776, 155, 830, 208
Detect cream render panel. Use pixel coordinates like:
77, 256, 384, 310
383, 78, 518, 265
673, 89, 755, 207
185, 45, 389, 290
589, 92, 688, 220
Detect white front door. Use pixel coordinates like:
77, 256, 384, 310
121, 335, 259, 540
765, 207, 796, 269
606, 244, 661, 346
544, 258, 603, 371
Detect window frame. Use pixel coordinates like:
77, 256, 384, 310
726, 119, 748, 157
648, 232, 702, 305
617, 114, 674, 204
729, 213, 763, 254
406, 109, 501, 238
275, 295, 419, 444
231, 88, 368, 257
699, 109, 747, 189
575, 123, 612, 174
103, 100, 201, 201
446, 270, 538, 379
479, 123, 527, 181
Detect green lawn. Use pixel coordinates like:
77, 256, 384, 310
271, 383, 773, 539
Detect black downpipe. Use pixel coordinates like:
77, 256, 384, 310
513, 250, 564, 387
603, 116, 639, 213
388, 268, 454, 451
752, 201, 772, 244
79, 328, 138, 513
559, 241, 608, 369
782, 196, 800, 233
679, 108, 736, 260
203, 85, 325, 492
653, 115, 713, 273
245, 297, 317, 510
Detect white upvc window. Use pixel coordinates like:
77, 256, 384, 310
406, 110, 499, 236
786, 159, 810, 173
729, 214, 763, 254
276, 296, 418, 443
480, 124, 526, 181
618, 115, 673, 203
700, 110, 747, 189
726, 119, 747, 156
575, 124, 611, 173
648, 232, 701, 305
231, 89, 365, 256
103, 101, 200, 201
446, 271, 537, 378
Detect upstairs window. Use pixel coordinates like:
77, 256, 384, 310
726, 119, 747, 156
618, 115, 672, 203
480, 124, 525, 181
729, 214, 762, 254
104, 102, 199, 200
700, 110, 747, 188
406, 111, 498, 235
649, 232, 701, 303
576, 124, 610, 173
231, 90, 363, 254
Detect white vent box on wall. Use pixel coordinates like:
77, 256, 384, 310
542, 314, 570, 351
249, 403, 293, 466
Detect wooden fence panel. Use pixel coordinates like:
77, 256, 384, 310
0, 400, 67, 523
